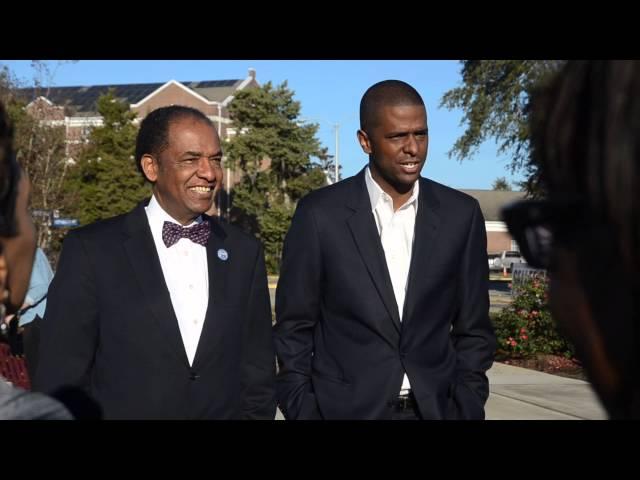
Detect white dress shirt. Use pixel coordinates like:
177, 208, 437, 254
145, 195, 209, 366
365, 166, 419, 394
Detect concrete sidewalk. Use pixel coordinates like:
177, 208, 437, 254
486, 362, 607, 420
274, 362, 608, 420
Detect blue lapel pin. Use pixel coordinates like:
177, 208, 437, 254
217, 248, 229, 261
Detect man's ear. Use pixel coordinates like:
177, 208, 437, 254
140, 154, 158, 183
357, 129, 372, 154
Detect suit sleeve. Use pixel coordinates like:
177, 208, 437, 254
33, 231, 99, 395
451, 200, 496, 419
240, 242, 277, 419
273, 197, 323, 420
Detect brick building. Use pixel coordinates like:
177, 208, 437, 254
459, 189, 526, 254
17, 68, 260, 215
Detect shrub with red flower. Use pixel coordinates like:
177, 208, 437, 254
492, 273, 575, 359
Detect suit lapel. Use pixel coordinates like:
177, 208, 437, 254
192, 217, 229, 369
346, 170, 401, 334
122, 200, 190, 368
402, 178, 442, 326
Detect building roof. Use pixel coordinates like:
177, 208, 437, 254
185, 81, 241, 103
459, 189, 526, 221
16, 79, 242, 115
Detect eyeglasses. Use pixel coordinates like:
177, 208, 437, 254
501, 199, 588, 270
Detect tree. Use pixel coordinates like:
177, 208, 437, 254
440, 61, 564, 193
225, 81, 328, 273
492, 176, 511, 191
64, 90, 150, 226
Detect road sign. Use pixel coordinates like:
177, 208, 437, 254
52, 218, 79, 228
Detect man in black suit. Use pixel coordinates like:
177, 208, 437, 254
35, 106, 276, 419
274, 80, 495, 420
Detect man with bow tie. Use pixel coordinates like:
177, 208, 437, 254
34, 106, 276, 419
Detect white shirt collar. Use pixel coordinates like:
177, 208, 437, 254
145, 194, 203, 231
364, 165, 420, 212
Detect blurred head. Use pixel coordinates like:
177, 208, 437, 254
0, 101, 36, 314
137, 106, 223, 225
505, 61, 640, 418
0, 101, 20, 238
357, 80, 428, 199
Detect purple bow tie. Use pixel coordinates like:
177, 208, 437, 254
162, 220, 210, 248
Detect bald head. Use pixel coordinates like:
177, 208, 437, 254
360, 80, 425, 133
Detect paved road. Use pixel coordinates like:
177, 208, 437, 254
269, 277, 513, 313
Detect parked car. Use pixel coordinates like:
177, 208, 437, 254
488, 253, 501, 270
493, 250, 526, 270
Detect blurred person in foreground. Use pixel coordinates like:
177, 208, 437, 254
503, 60, 640, 419
0, 100, 72, 420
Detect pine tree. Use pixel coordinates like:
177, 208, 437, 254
225, 81, 328, 273
65, 90, 150, 225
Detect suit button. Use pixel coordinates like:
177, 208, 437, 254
189, 372, 199, 381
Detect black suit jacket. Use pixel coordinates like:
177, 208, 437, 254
34, 199, 276, 419
274, 169, 496, 419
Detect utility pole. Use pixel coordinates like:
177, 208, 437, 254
334, 123, 339, 183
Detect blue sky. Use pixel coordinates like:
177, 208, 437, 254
1, 60, 525, 190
